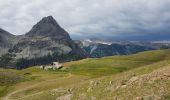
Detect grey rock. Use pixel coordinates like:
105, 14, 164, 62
0, 28, 17, 56
0, 16, 87, 68
12, 16, 87, 59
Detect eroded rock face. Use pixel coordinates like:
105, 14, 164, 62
12, 16, 87, 59
0, 16, 87, 68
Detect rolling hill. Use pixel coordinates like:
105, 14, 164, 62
0, 49, 170, 100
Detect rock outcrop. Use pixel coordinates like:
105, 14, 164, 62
0, 16, 87, 69
11, 16, 87, 60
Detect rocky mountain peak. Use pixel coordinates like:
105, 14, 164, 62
26, 16, 68, 38
38, 16, 59, 27
0, 16, 87, 69
42, 16, 55, 22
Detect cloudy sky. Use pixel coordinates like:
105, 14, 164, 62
0, 0, 170, 41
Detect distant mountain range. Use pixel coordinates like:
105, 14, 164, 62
0, 16, 170, 69
75, 39, 170, 58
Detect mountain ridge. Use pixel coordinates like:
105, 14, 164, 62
0, 16, 87, 69
75, 39, 156, 58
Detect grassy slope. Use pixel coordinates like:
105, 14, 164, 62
71, 60, 170, 100
64, 49, 169, 76
0, 49, 170, 100
0, 70, 24, 97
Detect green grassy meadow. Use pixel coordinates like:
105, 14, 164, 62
0, 49, 170, 100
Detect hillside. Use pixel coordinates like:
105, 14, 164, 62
0, 49, 170, 100
64, 49, 169, 76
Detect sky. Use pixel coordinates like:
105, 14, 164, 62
0, 0, 170, 41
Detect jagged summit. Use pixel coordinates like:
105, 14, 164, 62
26, 16, 68, 38
40, 16, 58, 25
36, 16, 60, 28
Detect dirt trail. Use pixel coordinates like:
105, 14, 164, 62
3, 83, 41, 100
3, 74, 72, 100
17, 92, 43, 100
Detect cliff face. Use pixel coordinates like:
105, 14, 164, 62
0, 16, 87, 68
11, 16, 87, 59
